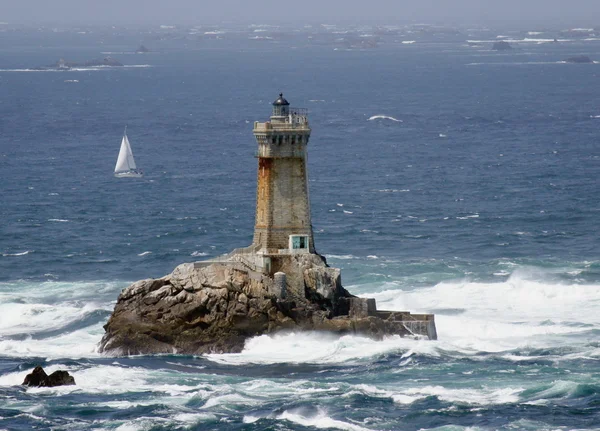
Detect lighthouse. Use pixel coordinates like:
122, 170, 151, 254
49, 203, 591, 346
252, 93, 315, 255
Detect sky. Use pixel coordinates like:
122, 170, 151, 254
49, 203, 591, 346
1, 0, 599, 27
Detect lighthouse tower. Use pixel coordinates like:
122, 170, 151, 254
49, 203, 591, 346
252, 94, 315, 255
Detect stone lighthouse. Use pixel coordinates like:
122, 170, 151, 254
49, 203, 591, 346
252, 93, 315, 255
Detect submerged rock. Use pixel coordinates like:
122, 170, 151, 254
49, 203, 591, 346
22, 366, 75, 387
565, 55, 593, 63
492, 41, 512, 51
99, 254, 436, 355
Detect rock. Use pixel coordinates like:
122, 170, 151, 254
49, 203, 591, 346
22, 366, 47, 386
99, 253, 436, 356
41, 57, 124, 70
22, 366, 75, 387
565, 55, 593, 63
492, 41, 512, 51
136, 45, 150, 53
46, 370, 76, 386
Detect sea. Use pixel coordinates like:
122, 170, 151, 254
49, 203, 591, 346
1, 26, 600, 430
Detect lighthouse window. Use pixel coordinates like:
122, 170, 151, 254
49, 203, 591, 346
290, 235, 309, 250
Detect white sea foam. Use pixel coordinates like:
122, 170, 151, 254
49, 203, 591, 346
367, 115, 402, 122
277, 408, 371, 431
0, 363, 203, 397
191, 251, 208, 257
0, 325, 104, 359
246, 407, 371, 431
347, 382, 522, 406
325, 254, 358, 260
397, 385, 522, 405
1, 250, 32, 256
48, 218, 69, 222
360, 272, 600, 353
137, 251, 152, 256
0, 65, 152, 72
402, 40, 416, 44
205, 332, 436, 365
0, 301, 101, 336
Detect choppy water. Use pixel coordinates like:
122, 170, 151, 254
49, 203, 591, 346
1, 30, 600, 430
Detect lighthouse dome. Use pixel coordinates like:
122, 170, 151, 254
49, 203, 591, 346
272, 93, 290, 106
272, 93, 290, 117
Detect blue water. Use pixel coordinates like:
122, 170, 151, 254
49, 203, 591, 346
1, 28, 600, 430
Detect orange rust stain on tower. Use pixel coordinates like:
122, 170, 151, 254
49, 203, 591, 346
255, 158, 273, 229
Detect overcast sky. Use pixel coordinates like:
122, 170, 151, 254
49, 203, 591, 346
2, 0, 599, 27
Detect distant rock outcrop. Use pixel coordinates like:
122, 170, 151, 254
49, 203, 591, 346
492, 41, 512, 51
565, 55, 593, 63
99, 254, 437, 355
40, 57, 124, 70
22, 366, 75, 387
136, 45, 150, 53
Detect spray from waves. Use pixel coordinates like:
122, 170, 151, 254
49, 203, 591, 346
205, 332, 437, 365
367, 115, 402, 122
357, 270, 600, 354
0, 325, 104, 359
0, 301, 106, 337
0, 280, 126, 359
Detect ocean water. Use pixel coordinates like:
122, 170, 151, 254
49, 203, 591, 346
1, 30, 600, 430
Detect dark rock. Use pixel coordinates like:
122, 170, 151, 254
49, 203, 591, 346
565, 55, 593, 63
136, 45, 150, 53
22, 366, 76, 387
99, 253, 437, 356
492, 41, 512, 51
83, 57, 124, 67
22, 366, 47, 386
46, 370, 76, 387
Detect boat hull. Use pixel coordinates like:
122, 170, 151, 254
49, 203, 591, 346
114, 171, 143, 178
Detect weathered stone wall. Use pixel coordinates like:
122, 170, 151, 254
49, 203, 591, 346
252, 118, 315, 254
253, 157, 313, 252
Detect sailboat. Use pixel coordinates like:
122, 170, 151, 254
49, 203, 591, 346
114, 127, 143, 178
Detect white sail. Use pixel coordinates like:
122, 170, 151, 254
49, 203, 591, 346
114, 134, 137, 172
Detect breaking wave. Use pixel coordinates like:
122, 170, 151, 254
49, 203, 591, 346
367, 115, 402, 122
2, 250, 33, 257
